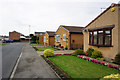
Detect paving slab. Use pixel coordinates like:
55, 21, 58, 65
14, 44, 58, 79
37, 50, 75, 55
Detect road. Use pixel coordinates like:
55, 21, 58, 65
2, 43, 26, 78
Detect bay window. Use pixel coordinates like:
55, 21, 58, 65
88, 25, 114, 47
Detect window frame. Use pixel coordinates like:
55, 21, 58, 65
89, 29, 112, 47
44, 36, 46, 42
56, 34, 60, 42
63, 33, 66, 41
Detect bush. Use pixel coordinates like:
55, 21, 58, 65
72, 49, 84, 55
103, 73, 120, 79
114, 54, 120, 65
43, 49, 54, 58
86, 48, 94, 57
91, 50, 102, 58
13, 39, 20, 42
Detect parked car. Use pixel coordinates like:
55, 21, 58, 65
3, 40, 13, 43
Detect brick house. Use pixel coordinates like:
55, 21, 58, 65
44, 31, 55, 46
83, 3, 120, 60
38, 32, 45, 44
34, 32, 45, 37
9, 31, 24, 40
55, 25, 84, 49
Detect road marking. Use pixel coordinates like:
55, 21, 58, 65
9, 45, 25, 80
9, 52, 22, 80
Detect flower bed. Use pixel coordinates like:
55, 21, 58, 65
54, 53, 120, 71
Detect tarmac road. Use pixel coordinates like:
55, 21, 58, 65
2, 43, 26, 78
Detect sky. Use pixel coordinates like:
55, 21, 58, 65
0, 0, 119, 36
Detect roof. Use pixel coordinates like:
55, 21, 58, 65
35, 32, 45, 34
60, 25, 84, 33
10, 31, 24, 36
46, 31, 55, 37
85, 3, 120, 28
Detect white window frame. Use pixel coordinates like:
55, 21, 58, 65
47, 36, 48, 41
56, 34, 60, 42
44, 36, 46, 42
63, 33, 66, 41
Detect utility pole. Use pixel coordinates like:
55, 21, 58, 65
29, 25, 30, 44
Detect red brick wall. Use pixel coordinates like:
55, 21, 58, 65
9, 32, 20, 40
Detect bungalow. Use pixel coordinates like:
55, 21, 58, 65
55, 25, 84, 49
37, 32, 45, 44
44, 31, 55, 46
84, 3, 120, 60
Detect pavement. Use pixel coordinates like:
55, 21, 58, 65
13, 44, 58, 79
2, 43, 26, 78
37, 50, 75, 55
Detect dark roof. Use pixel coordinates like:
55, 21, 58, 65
61, 25, 84, 33
88, 25, 115, 31
85, 3, 120, 28
46, 31, 55, 37
35, 32, 45, 34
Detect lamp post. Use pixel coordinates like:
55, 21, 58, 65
29, 25, 30, 44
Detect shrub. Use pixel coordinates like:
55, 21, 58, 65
86, 48, 94, 57
103, 73, 120, 79
13, 39, 20, 42
114, 54, 120, 65
91, 50, 102, 58
43, 49, 54, 58
59, 44, 61, 47
72, 49, 84, 55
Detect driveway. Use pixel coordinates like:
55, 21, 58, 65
37, 50, 75, 55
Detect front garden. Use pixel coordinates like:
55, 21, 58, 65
41, 48, 120, 79
48, 55, 120, 78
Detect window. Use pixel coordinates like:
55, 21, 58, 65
93, 31, 97, 44
44, 36, 46, 42
98, 31, 103, 45
72, 40, 75, 43
105, 30, 111, 45
89, 32, 92, 44
47, 36, 48, 41
63, 33, 66, 41
89, 29, 112, 47
56, 34, 60, 42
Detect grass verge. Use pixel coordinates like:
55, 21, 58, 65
0, 43, 9, 46
31, 43, 43, 46
35, 47, 59, 51
48, 55, 120, 78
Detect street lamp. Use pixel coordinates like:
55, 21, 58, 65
29, 25, 30, 44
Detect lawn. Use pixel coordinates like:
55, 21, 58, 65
48, 55, 120, 78
35, 47, 59, 51
31, 43, 43, 46
0, 43, 9, 46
